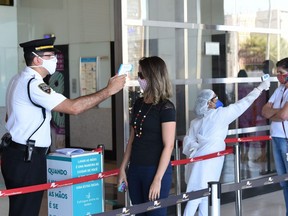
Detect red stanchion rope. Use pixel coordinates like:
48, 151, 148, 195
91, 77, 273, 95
171, 146, 234, 166
0, 135, 271, 198
0, 169, 119, 198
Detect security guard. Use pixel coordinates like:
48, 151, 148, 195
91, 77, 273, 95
1, 37, 126, 216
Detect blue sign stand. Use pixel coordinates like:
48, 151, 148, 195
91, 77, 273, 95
47, 151, 104, 216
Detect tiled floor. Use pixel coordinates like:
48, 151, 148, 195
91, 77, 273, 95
221, 190, 286, 216
1, 142, 286, 216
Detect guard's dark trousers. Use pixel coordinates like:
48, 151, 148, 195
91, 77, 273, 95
1, 145, 47, 216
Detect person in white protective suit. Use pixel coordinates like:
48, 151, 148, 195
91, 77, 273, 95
182, 78, 270, 216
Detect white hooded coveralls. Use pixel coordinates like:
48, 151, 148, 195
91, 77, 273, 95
183, 88, 262, 216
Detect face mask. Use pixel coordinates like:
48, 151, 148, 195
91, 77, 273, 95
41, 57, 57, 75
31, 52, 57, 75
277, 74, 288, 84
138, 77, 147, 91
215, 99, 224, 108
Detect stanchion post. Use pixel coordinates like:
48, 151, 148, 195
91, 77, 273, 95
97, 144, 105, 212
233, 143, 242, 216
208, 181, 221, 216
175, 139, 182, 216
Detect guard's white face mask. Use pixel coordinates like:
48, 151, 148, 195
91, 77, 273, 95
31, 52, 57, 75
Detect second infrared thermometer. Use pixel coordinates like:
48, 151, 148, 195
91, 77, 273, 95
261, 74, 270, 81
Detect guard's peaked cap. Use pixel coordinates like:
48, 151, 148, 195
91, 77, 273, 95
19, 37, 59, 53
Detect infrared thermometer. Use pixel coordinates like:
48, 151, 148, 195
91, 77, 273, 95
261, 74, 270, 81
261, 74, 270, 90
118, 64, 133, 76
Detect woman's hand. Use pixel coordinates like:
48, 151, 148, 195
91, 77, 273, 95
149, 178, 161, 201
118, 169, 128, 188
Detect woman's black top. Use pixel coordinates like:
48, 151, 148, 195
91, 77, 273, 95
130, 97, 176, 166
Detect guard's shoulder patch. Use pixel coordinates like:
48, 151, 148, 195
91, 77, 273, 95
38, 83, 51, 94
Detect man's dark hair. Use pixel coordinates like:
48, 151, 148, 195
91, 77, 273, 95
276, 58, 288, 70
24, 51, 44, 66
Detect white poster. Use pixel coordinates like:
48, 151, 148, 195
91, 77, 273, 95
80, 57, 98, 96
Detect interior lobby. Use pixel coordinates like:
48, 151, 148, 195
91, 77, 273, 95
1, 0, 288, 215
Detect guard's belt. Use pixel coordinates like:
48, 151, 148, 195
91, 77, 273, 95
9, 141, 48, 155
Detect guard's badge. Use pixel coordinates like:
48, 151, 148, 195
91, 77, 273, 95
38, 83, 51, 94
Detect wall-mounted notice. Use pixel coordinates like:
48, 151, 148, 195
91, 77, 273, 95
80, 57, 98, 96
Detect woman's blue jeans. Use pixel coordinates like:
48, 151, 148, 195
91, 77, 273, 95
272, 137, 288, 216
127, 164, 172, 216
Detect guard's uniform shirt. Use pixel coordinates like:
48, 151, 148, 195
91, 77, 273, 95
6, 67, 66, 147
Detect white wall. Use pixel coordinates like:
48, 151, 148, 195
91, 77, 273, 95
0, 5, 18, 106
0, 5, 18, 135
69, 42, 113, 149
17, 0, 115, 95
17, 0, 114, 44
